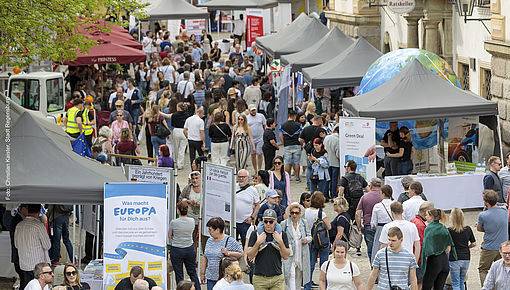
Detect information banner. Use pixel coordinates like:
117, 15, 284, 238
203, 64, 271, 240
185, 19, 206, 41
339, 117, 377, 181
103, 183, 168, 289
202, 163, 235, 237
246, 9, 263, 48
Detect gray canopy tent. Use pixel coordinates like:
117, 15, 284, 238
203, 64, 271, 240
343, 59, 501, 159
265, 17, 328, 59
302, 37, 382, 88
255, 13, 311, 56
145, 0, 209, 20
0, 94, 127, 204
280, 27, 354, 72
197, 0, 278, 10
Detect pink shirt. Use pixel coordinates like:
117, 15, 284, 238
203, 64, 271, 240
111, 120, 130, 142
356, 190, 382, 226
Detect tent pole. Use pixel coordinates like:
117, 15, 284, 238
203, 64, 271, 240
72, 205, 76, 264
95, 205, 101, 260
497, 116, 504, 160
78, 205, 83, 269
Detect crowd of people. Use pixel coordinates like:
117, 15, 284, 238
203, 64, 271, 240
5, 24, 510, 290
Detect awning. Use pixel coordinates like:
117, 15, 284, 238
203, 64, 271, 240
63, 39, 146, 66
145, 0, 209, 20
198, 0, 278, 10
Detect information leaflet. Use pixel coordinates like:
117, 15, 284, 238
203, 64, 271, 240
103, 183, 168, 289
339, 117, 377, 181
202, 163, 235, 236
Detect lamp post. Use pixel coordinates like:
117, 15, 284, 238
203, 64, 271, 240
454, 0, 490, 33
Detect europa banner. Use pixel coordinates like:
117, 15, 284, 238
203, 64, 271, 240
246, 8, 263, 48
339, 117, 377, 181
103, 183, 168, 289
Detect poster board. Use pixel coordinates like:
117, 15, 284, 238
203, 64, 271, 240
185, 19, 206, 41
446, 116, 479, 165
246, 9, 263, 48
339, 117, 377, 181
103, 183, 168, 289
201, 163, 236, 237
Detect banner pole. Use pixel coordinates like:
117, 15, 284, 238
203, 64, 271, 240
231, 168, 237, 238
72, 205, 76, 264
95, 205, 101, 259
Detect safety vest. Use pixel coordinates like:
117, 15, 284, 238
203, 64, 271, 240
66, 106, 81, 134
82, 108, 93, 136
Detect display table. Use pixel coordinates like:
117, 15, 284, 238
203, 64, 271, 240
218, 39, 233, 54
83, 259, 103, 290
385, 173, 485, 210
0, 232, 17, 278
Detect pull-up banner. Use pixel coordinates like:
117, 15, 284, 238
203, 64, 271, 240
246, 9, 263, 48
103, 183, 168, 289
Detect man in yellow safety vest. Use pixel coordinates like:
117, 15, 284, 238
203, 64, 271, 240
77, 101, 96, 148
63, 98, 84, 138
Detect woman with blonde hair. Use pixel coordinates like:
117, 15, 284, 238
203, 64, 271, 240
447, 208, 476, 290
212, 98, 230, 126
319, 242, 363, 290
305, 102, 316, 125
230, 113, 255, 170
62, 263, 90, 289
330, 197, 351, 245
222, 264, 254, 290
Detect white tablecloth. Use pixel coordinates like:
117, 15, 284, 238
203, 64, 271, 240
218, 39, 233, 54
0, 232, 17, 277
385, 173, 485, 210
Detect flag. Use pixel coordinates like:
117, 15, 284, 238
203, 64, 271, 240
72, 132, 92, 158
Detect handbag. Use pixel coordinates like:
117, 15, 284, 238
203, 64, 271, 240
386, 247, 403, 290
156, 119, 171, 138
222, 236, 248, 272
304, 140, 314, 154
122, 141, 142, 165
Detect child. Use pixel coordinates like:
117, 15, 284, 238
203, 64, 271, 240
254, 170, 270, 202
256, 189, 283, 234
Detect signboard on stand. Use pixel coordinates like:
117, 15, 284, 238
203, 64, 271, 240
103, 183, 168, 289
201, 163, 236, 237
339, 117, 377, 181
185, 19, 206, 41
246, 9, 264, 48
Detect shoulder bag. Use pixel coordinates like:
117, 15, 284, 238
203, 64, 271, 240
386, 247, 403, 290
156, 117, 171, 138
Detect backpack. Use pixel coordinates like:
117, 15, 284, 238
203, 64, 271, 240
339, 215, 363, 249
343, 173, 365, 199
311, 208, 330, 249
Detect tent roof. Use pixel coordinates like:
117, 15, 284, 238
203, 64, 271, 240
342, 59, 498, 122
146, 0, 209, 20
0, 94, 127, 204
255, 13, 311, 56
266, 18, 328, 59
280, 27, 353, 72
198, 0, 278, 10
302, 37, 382, 88
63, 39, 146, 66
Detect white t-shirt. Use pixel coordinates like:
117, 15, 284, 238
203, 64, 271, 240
246, 113, 266, 140
402, 196, 425, 221
235, 185, 259, 223
159, 65, 176, 83
379, 219, 420, 257
177, 80, 195, 98
233, 19, 245, 36
184, 115, 204, 142
254, 184, 269, 202
24, 279, 50, 290
142, 36, 152, 53
213, 278, 230, 290
305, 208, 328, 232
320, 260, 360, 290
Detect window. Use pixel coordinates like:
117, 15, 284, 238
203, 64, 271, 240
46, 78, 64, 112
9, 80, 25, 106
480, 68, 492, 100
460, 63, 470, 90
27, 80, 40, 111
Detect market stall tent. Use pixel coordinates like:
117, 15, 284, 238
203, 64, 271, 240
145, 0, 209, 20
342, 59, 498, 121
0, 94, 128, 204
302, 37, 382, 88
280, 26, 353, 72
198, 0, 278, 10
265, 17, 328, 59
255, 13, 311, 55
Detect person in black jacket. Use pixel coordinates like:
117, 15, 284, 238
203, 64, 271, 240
262, 118, 279, 170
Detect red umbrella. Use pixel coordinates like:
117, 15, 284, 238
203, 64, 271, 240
63, 39, 145, 66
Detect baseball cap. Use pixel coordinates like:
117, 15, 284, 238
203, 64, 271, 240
262, 209, 277, 220
227, 88, 237, 95
265, 189, 279, 198
115, 100, 124, 106
248, 104, 257, 111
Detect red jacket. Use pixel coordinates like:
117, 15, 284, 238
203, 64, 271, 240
411, 215, 427, 263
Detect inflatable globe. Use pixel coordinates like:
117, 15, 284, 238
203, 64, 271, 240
358, 48, 460, 95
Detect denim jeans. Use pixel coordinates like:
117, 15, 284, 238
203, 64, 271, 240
50, 214, 73, 262
364, 225, 376, 262
305, 244, 330, 288
169, 245, 201, 290
131, 107, 141, 137
306, 159, 312, 188
151, 136, 166, 157
236, 222, 251, 247
328, 166, 340, 199
384, 156, 399, 176
398, 160, 413, 175
449, 260, 470, 290
206, 279, 217, 290
310, 179, 329, 197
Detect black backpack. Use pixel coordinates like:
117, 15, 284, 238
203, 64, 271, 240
343, 173, 365, 199
311, 208, 330, 249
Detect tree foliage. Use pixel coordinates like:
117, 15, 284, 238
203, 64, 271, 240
0, 0, 146, 67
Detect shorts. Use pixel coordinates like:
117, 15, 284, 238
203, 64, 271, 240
283, 145, 301, 164
253, 138, 263, 154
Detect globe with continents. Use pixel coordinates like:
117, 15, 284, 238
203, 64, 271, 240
357, 48, 460, 95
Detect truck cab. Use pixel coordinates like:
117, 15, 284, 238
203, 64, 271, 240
7, 72, 65, 123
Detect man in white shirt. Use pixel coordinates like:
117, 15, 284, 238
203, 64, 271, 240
142, 31, 153, 57
243, 77, 261, 108
403, 181, 426, 221
498, 152, 510, 202
233, 14, 245, 46
235, 169, 261, 246
177, 71, 195, 98
247, 104, 266, 173
379, 201, 421, 263
24, 263, 53, 290
184, 108, 205, 169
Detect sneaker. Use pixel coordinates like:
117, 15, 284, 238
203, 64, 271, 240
305, 186, 310, 191
295, 177, 301, 183
311, 282, 319, 288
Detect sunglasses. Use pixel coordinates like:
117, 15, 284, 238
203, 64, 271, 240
273, 162, 282, 165
263, 220, 274, 224
43, 271, 54, 275
290, 211, 300, 215
305, 199, 311, 202
66, 271, 77, 276
117, 114, 123, 117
